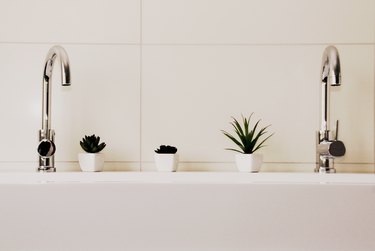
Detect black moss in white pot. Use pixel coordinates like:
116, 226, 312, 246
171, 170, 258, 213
154, 145, 179, 172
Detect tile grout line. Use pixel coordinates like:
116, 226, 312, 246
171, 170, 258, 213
139, 0, 143, 172
141, 42, 375, 46
0, 41, 140, 45
0, 42, 373, 46
2, 161, 373, 165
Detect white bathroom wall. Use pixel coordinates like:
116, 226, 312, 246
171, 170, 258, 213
0, 0, 374, 172
0, 0, 141, 171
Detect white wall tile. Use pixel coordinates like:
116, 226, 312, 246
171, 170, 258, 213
53, 45, 140, 163
141, 45, 318, 164
331, 45, 374, 164
0, 45, 42, 162
0, 44, 140, 166
141, 45, 374, 170
142, 0, 375, 44
0, 0, 140, 43
0, 1, 373, 172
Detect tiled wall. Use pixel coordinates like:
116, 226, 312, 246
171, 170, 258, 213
0, 0, 374, 172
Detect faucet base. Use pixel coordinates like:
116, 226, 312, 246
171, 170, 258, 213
38, 155, 55, 172
37, 167, 56, 172
315, 157, 336, 173
315, 166, 336, 174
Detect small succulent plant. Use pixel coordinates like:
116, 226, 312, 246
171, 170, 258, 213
155, 145, 178, 154
80, 134, 106, 153
222, 114, 273, 154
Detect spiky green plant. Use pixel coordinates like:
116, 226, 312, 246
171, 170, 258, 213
155, 145, 178, 154
222, 114, 273, 154
80, 134, 106, 153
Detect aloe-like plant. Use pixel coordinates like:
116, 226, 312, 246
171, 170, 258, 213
80, 134, 106, 153
155, 145, 178, 154
222, 114, 273, 154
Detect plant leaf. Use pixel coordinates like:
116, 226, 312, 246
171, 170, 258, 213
253, 132, 274, 152
222, 130, 245, 152
224, 148, 244, 154
222, 114, 273, 154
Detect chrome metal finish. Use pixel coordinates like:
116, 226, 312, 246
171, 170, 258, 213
315, 46, 345, 173
38, 45, 71, 172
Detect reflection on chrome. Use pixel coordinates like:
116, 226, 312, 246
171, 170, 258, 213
37, 46, 71, 172
315, 46, 345, 173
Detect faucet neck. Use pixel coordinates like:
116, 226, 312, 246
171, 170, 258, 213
320, 46, 341, 133
41, 46, 71, 132
320, 80, 330, 133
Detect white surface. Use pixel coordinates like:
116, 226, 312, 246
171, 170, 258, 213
235, 153, 263, 172
0, 0, 140, 43
78, 153, 105, 172
0, 172, 374, 184
141, 45, 374, 167
142, 0, 375, 44
0, 172, 374, 251
154, 154, 179, 172
0, 44, 140, 163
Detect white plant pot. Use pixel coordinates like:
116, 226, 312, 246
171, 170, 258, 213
235, 153, 263, 173
78, 153, 104, 172
154, 153, 179, 172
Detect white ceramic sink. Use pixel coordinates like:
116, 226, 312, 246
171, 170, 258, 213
0, 172, 374, 251
0, 171, 374, 184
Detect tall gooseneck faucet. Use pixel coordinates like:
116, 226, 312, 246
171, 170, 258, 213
37, 45, 71, 172
315, 46, 345, 173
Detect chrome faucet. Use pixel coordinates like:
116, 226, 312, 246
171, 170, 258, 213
37, 45, 71, 172
315, 45, 346, 173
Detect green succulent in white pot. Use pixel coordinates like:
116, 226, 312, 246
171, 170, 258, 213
78, 134, 106, 172
222, 114, 273, 172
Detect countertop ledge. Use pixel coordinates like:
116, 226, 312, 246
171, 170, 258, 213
0, 172, 374, 184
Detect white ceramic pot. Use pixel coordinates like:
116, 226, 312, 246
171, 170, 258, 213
154, 153, 179, 172
78, 153, 104, 172
235, 153, 263, 172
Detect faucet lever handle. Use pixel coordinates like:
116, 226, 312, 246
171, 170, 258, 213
37, 139, 56, 157
335, 120, 339, 140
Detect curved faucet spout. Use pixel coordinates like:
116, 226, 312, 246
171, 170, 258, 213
39, 45, 71, 172
42, 45, 71, 132
320, 46, 341, 132
321, 46, 341, 86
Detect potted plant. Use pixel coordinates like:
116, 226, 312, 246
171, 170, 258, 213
78, 134, 106, 172
222, 114, 273, 172
154, 145, 179, 172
